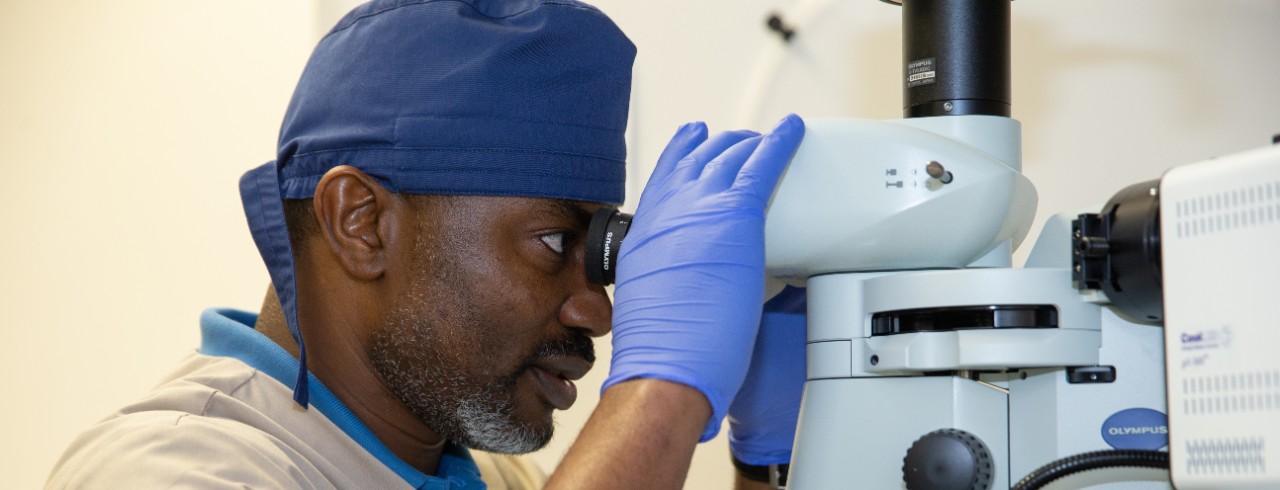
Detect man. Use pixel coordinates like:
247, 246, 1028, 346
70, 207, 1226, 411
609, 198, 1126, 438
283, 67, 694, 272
46, 1, 807, 488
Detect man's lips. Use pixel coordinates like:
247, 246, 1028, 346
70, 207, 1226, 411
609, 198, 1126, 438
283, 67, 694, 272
530, 356, 592, 410
537, 356, 591, 381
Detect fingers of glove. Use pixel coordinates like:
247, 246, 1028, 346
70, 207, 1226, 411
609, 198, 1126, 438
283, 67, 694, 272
729, 114, 805, 205
641, 122, 709, 206
697, 134, 767, 192
658, 130, 761, 200
697, 134, 766, 190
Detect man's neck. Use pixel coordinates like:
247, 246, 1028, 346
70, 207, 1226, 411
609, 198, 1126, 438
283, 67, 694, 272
253, 287, 450, 476
254, 287, 300, 359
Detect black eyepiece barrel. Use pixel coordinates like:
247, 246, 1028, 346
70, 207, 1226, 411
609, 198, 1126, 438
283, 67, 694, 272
900, 0, 1011, 118
585, 208, 633, 285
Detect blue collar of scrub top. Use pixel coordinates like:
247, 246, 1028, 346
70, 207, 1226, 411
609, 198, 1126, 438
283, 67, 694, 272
198, 308, 487, 490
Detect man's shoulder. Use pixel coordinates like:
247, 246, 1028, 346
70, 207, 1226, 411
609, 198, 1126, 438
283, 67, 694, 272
46, 354, 389, 489
45, 405, 322, 489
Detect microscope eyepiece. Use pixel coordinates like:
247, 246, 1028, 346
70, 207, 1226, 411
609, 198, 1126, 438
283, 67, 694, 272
584, 208, 633, 285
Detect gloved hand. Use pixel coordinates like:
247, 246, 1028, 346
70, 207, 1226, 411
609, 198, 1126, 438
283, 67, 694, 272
728, 286, 807, 465
604, 114, 805, 442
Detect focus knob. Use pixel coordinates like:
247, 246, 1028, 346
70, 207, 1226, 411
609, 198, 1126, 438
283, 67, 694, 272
903, 428, 994, 490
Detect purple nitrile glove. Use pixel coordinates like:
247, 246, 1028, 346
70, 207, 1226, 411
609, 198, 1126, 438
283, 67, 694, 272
603, 115, 805, 442
728, 286, 807, 465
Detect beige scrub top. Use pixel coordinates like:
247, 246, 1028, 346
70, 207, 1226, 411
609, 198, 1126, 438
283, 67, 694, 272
46, 309, 545, 490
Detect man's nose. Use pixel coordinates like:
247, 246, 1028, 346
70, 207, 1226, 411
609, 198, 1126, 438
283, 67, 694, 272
560, 243, 613, 337
559, 278, 612, 338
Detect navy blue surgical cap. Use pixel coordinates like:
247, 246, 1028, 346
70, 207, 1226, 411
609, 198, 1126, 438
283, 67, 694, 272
239, 0, 635, 407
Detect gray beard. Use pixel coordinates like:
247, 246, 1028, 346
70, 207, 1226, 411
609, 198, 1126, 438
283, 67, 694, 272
451, 383, 548, 454
369, 279, 552, 455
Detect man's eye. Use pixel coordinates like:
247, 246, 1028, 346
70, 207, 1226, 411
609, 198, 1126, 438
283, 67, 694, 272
540, 233, 566, 255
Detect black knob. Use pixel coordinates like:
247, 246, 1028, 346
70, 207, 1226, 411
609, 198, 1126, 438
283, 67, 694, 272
765, 13, 795, 43
903, 428, 994, 490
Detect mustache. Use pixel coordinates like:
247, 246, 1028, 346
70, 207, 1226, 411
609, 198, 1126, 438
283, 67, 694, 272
499, 331, 596, 389
531, 330, 596, 364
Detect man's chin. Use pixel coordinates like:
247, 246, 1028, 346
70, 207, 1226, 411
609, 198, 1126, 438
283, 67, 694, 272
458, 425, 553, 455
449, 405, 555, 454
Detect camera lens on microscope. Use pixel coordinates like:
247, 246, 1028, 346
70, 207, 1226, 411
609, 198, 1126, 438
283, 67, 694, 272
584, 208, 633, 286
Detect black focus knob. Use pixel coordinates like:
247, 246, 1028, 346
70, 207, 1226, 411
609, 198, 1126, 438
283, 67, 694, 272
903, 428, 994, 490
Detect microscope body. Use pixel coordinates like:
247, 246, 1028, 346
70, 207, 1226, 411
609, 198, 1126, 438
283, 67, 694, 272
764, 115, 1030, 277
749, 0, 1188, 485
636, 0, 1273, 484
766, 116, 1171, 489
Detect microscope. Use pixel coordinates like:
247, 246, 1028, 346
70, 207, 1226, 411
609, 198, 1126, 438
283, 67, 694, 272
587, 1, 1280, 487
764, 1, 1166, 487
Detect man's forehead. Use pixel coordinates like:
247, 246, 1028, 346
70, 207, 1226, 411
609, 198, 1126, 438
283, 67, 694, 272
426, 194, 608, 227
529, 198, 606, 226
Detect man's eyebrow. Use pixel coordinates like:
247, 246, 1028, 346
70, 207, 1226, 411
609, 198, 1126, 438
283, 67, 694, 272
537, 200, 597, 229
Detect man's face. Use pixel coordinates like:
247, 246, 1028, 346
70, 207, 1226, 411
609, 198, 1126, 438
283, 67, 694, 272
369, 195, 612, 454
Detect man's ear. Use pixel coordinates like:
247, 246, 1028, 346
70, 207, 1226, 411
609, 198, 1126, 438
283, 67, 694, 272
311, 166, 401, 281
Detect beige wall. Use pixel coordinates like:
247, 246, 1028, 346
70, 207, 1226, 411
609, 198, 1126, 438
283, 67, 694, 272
0, 1, 318, 486
4, 1, 1279, 488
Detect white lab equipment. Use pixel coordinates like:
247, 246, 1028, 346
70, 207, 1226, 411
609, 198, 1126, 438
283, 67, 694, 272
1159, 146, 1280, 489
763, 0, 1280, 488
